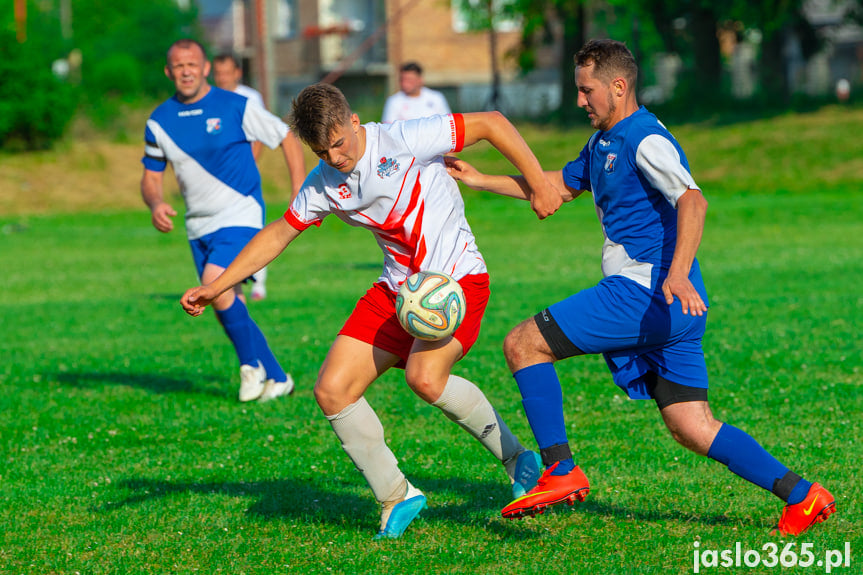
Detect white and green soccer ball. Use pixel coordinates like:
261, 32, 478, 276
396, 271, 466, 341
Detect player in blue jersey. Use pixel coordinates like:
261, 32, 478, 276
141, 39, 306, 403
446, 39, 835, 536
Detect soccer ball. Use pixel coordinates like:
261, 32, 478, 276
396, 271, 466, 341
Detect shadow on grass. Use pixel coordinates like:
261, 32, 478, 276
90, 472, 745, 537
53, 369, 227, 399
94, 476, 378, 529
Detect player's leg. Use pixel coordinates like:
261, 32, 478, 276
324, 283, 437, 538
317, 335, 425, 539
199, 228, 292, 401
404, 272, 542, 497
655, 378, 836, 535
499, 313, 591, 518
404, 337, 540, 497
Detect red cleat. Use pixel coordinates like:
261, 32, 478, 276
501, 462, 590, 519
776, 483, 836, 536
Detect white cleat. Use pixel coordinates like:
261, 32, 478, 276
238, 362, 266, 402
258, 374, 295, 402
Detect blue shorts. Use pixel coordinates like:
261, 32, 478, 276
188, 227, 259, 279
547, 271, 709, 400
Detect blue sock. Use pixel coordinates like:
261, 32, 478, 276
248, 319, 287, 383
513, 363, 574, 476
214, 298, 257, 367
707, 423, 811, 504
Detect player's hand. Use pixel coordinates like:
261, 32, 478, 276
444, 156, 484, 188
662, 273, 707, 316
180, 286, 216, 317
151, 202, 177, 233
529, 179, 563, 220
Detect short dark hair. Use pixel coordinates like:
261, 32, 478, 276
575, 39, 637, 87
166, 39, 208, 64
288, 83, 353, 149
213, 53, 241, 68
400, 61, 423, 75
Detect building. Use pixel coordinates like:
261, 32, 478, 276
196, 0, 561, 118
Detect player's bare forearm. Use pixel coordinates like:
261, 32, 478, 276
140, 168, 177, 233
663, 188, 708, 315
282, 132, 307, 200
181, 218, 300, 316
446, 157, 580, 203
460, 112, 562, 218
445, 156, 528, 198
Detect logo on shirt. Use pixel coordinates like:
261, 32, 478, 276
604, 153, 617, 174
599, 138, 611, 147
376, 156, 400, 178
337, 184, 352, 200
206, 117, 222, 134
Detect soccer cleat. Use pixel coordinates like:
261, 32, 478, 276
238, 362, 266, 402
775, 483, 836, 536
509, 450, 542, 499
374, 482, 427, 540
501, 462, 589, 519
258, 374, 295, 403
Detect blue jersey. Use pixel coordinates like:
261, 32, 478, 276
142, 87, 289, 240
562, 106, 700, 291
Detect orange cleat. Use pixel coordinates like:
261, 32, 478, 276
776, 483, 836, 536
501, 462, 590, 519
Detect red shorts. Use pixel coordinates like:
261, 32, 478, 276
339, 273, 490, 368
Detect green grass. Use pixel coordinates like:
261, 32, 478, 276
1, 109, 862, 574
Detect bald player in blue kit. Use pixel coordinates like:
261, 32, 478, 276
141, 39, 305, 402
446, 39, 836, 537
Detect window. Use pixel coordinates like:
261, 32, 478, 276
274, 0, 298, 39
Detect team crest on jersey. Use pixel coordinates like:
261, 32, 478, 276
337, 184, 352, 200
604, 153, 617, 173
206, 117, 222, 134
376, 156, 400, 178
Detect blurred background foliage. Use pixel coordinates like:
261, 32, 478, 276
2, 0, 202, 150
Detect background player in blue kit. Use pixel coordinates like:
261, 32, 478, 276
446, 39, 836, 536
141, 39, 306, 403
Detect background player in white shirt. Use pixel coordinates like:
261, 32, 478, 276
382, 61, 452, 123
213, 53, 272, 301
181, 83, 562, 539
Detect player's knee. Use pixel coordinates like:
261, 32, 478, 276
404, 368, 447, 404
503, 324, 542, 370
314, 374, 355, 415
502, 327, 524, 364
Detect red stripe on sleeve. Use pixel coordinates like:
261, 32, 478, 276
284, 208, 320, 231
451, 113, 465, 152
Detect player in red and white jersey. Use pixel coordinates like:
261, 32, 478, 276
181, 83, 562, 539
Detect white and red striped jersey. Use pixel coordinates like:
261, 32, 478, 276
285, 114, 487, 292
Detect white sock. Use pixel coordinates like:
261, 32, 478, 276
432, 374, 522, 463
326, 397, 406, 503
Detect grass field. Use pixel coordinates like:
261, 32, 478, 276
1, 107, 861, 574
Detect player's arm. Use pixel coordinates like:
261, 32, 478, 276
459, 111, 563, 219
280, 131, 307, 201
662, 188, 708, 316
251, 140, 263, 160
181, 218, 301, 316
140, 168, 177, 233
445, 156, 581, 203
